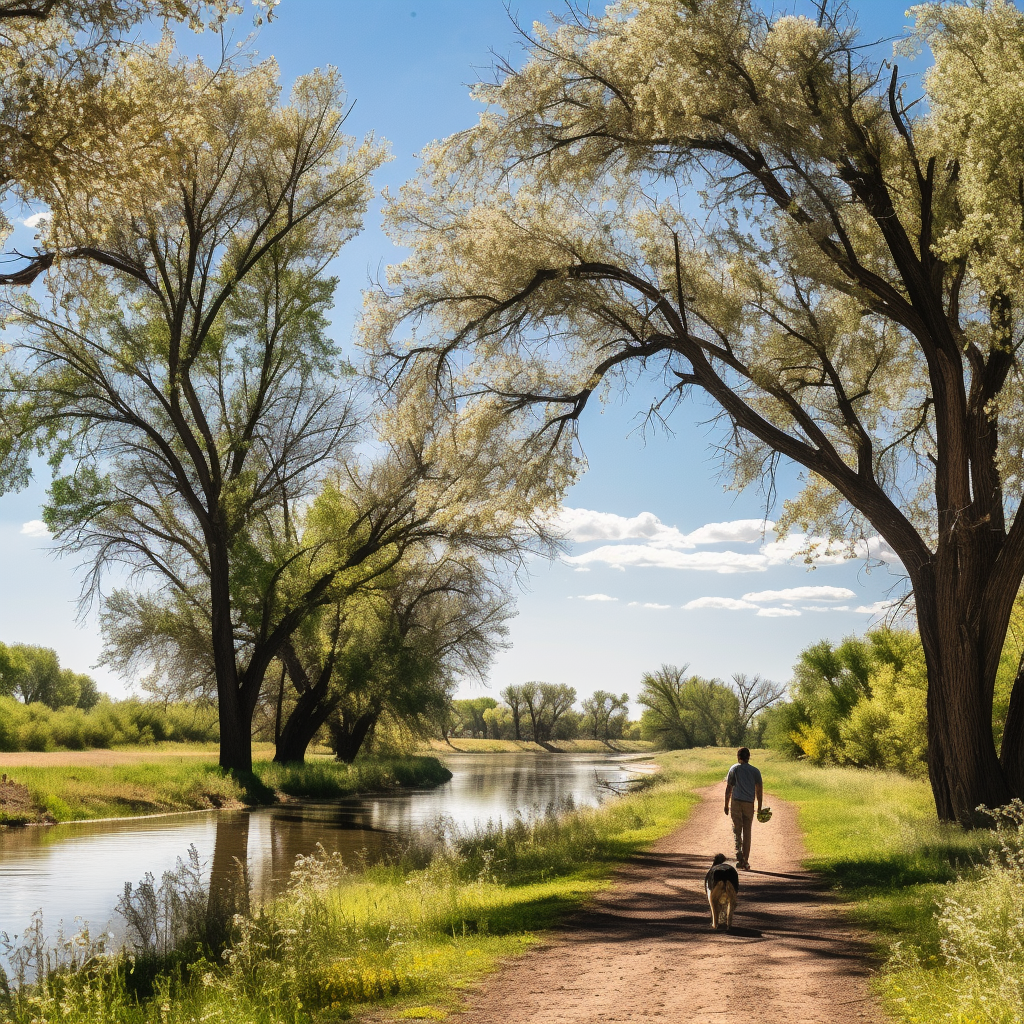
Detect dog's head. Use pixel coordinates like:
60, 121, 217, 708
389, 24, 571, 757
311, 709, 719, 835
712, 852, 727, 866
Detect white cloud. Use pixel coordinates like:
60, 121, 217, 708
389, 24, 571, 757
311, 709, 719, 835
628, 601, 671, 609
682, 520, 770, 545
568, 545, 773, 573
683, 596, 757, 611
575, 593, 617, 602
756, 607, 801, 617
20, 520, 51, 538
557, 507, 770, 551
22, 211, 50, 228
742, 585, 855, 603
559, 506, 901, 576
572, 567, 591, 573
855, 601, 897, 615
801, 604, 851, 612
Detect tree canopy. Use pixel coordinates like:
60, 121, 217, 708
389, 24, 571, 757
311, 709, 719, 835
364, 0, 1024, 821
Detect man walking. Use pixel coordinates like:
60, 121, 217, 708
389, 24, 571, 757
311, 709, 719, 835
724, 746, 763, 870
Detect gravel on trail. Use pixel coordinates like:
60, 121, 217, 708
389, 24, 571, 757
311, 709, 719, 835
454, 784, 884, 1024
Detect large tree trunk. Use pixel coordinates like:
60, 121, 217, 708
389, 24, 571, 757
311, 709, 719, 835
916, 567, 1014, 824
274, 681, 340, 764
1000, 657, 1024, 796
330, 711, 378, 764
210, 553, 252, 773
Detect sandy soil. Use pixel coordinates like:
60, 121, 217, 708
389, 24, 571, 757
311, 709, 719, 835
0, 748, 222, 767
454, 785, 883, 1024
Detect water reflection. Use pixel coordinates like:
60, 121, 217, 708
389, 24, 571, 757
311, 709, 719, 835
0, 752, 645, 945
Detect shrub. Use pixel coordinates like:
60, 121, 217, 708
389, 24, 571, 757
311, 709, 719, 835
0, 695, 218, 751
769, 629, 928, 773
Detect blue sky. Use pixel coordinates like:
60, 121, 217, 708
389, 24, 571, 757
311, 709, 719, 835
0, 1, 919, 706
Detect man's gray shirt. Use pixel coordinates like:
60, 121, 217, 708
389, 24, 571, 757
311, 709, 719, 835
726, 762, 762, 803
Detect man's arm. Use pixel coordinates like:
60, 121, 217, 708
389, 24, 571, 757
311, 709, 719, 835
724, 782, 733, 815
755, 781, 763, 813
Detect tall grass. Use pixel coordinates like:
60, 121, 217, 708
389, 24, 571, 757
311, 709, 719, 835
257, 756, 452, 799
881, 801, 1024, 1024
751, 752, 993, 941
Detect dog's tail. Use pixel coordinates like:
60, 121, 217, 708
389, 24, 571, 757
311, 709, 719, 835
712, 852, 726, 865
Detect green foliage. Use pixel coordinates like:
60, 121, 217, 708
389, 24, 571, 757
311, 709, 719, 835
580, 690, 630, 740
449, 698, 499, 738
256, 756, 452, 799
0, 643, 100, 710
749, 752, 1013, 1024
881, 801, 1024, 1024
2, 755, 451, 824
767, 629, 929, 774
638, 665, 741, 749
0, 695, 218, 752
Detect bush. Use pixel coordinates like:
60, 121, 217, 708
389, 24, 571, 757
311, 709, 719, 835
0, 695, 218, 751
768, 629, 928, 773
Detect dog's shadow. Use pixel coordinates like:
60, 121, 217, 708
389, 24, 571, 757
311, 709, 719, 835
722, 925, 763, 938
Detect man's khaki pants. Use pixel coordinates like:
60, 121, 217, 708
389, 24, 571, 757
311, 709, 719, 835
731, 800, 755, 865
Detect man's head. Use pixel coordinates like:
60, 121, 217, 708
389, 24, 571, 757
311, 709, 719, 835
737, 747, 750, 762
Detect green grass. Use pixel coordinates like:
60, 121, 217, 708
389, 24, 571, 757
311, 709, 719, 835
256, 756, 453, 799
739, 751, 992, 946
0, 756, 453, 823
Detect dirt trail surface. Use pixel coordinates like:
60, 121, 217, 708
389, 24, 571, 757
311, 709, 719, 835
456, 785, 883, 1024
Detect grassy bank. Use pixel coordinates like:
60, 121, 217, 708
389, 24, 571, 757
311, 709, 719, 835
0, 750, 722, 1023
424, 738, 653, 753
0, 755, 453, 824
723, 750, 1014, 1024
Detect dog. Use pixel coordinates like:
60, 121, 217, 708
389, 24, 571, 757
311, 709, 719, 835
705, 852, 739, 930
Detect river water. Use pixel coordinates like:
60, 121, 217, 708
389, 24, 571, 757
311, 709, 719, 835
0, 752, 647, 945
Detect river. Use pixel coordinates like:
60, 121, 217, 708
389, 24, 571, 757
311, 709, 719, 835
0, 752, 648, 946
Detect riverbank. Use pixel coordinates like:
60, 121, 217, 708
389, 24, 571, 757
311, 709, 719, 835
424, 738, 653, 753
0, 748, 727, 1024
0, 754, 453, 824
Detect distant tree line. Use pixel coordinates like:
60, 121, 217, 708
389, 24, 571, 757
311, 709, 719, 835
446, 685, 636, 744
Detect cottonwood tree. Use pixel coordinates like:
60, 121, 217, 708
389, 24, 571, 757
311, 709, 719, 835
731, 673, 787, 739
500, 682, 528, 740
639, 664, 740, 749
2, 59, 389, 771
519, 681, 577, 743
98, 376, 558, 770
450, 696, 500, 739
365, 0, 1024, 822
0, 1, 276, 293
0, 641, 99, 708
581, 689, 630, 741
273, 550, 513, 763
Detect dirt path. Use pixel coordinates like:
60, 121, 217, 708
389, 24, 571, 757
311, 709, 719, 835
456, 785, 884, 1024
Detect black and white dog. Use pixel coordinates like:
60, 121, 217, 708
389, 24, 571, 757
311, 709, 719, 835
704, 853, 739, 930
